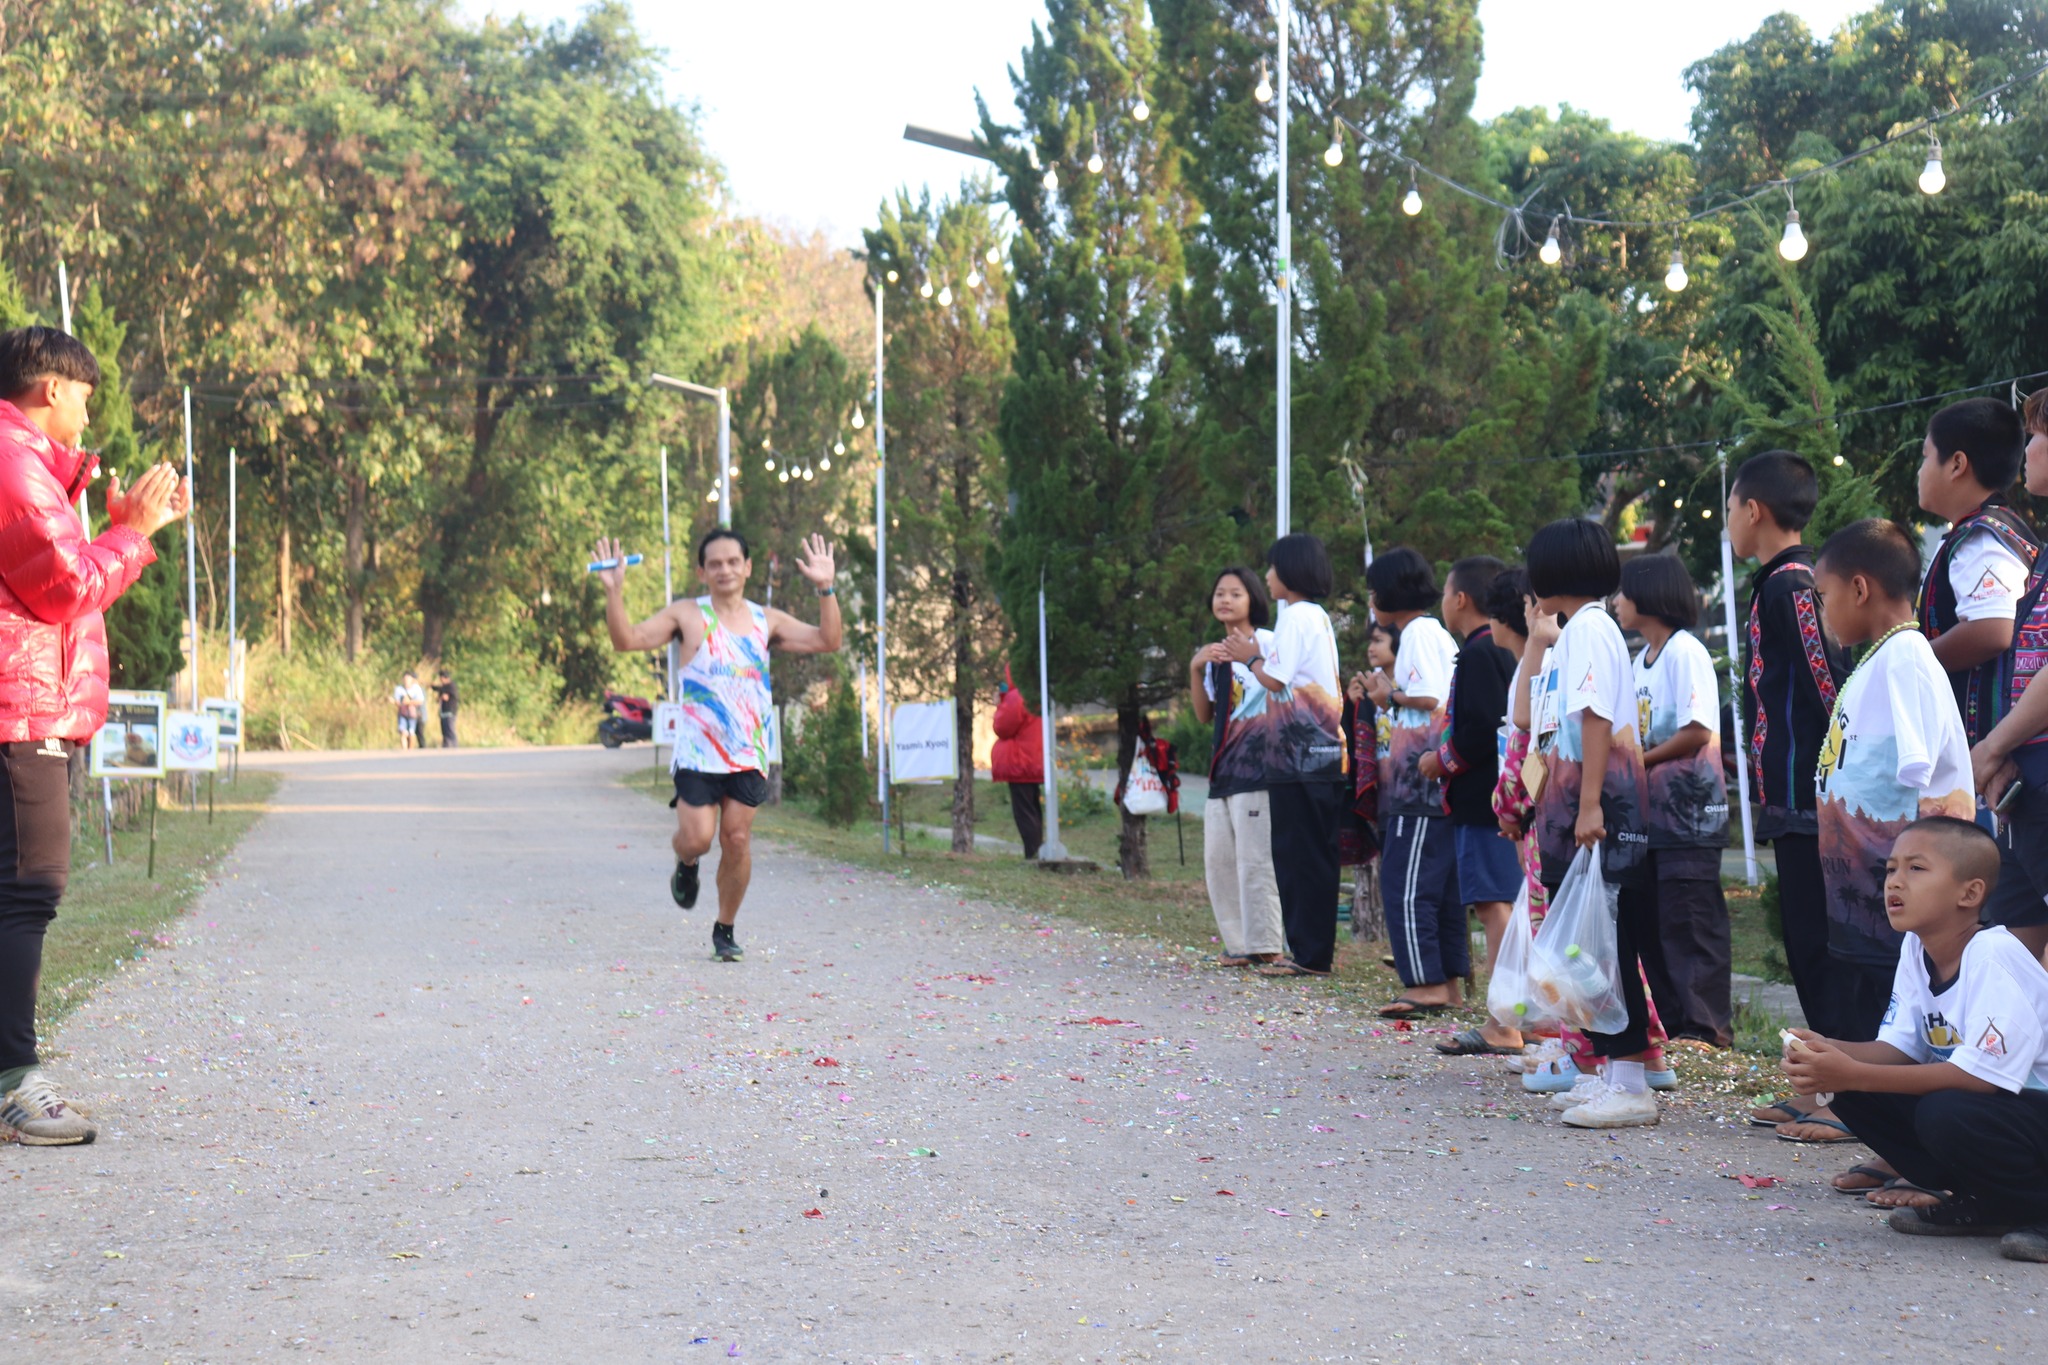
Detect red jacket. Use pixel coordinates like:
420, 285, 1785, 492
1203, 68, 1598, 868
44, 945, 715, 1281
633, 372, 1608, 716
990, 682, 1043, 784
0, 399, 157, 742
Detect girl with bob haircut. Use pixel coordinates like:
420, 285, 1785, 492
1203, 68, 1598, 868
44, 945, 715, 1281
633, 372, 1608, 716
1222, 535, 1347, 976
1191, 567, 1282, 968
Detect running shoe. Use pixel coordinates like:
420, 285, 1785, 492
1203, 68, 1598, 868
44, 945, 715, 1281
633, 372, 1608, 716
712, 922, 743, 962
1, 1071, 97, 1146
1547, 1073, 1609, 1111
671, 859, 700, 910
1562, 1084, 1659, 1128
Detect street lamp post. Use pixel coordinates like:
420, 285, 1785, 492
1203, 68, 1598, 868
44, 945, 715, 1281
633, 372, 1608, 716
649, 373, 733, 704
873, 285, 893, 853
1274, 2, 1293, 539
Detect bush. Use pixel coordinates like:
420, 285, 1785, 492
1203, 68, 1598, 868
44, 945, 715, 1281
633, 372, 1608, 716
1161, 702, 1212, 776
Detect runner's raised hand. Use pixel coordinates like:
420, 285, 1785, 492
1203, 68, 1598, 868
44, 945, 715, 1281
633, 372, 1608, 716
593, 536, 631, 594
793, 533, 836, 590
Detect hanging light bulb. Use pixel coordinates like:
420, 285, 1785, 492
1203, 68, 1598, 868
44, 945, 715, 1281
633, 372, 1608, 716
966, 265, 982, 289
1664, 248, 1688, 293
1401, 174, 1422, 216
919, 277, 934, 299
851, 407, 865, 430
764, 457, 775, 471
1539, 222, 1561, 265
819, 454, 831, 471
1323, 116, 1343, 168
804, 465, 816, 481
937, 283, 953, 306
986, 244, 1001, 266
729, 463, 740, 477
1254, 61, 1273, 104
760, 436, 771, 449
1779, 206, 1808, 262
540, 586, 552, 607
885, 268, 898, 284
1132, 91, 1150, 122
778, 469, 789, 484
1918, 135, 1946, 195
707, 489, 720, 503
833, 439, 846, 456
1087, 135, 1104, 175
1636, 293, 1657, 314
1041, 164, 1058, 193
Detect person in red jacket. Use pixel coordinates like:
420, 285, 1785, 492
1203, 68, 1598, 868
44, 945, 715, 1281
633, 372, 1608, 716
0, 326, 186, 1147
991, 668, 1045, 860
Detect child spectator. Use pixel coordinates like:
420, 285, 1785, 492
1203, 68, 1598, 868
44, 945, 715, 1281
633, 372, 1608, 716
1970, 386, 2048, 962
1525, 519, 1657, 1128
1424, 556, 1525, 1057
1616, 553, 1733, 1048
1725, 451, 1852, 1071
1783, 816, 2048, 1263
1806, 519, 1977, 1152
1362, 548, 1462, 1016
1915, 397, 2039, 747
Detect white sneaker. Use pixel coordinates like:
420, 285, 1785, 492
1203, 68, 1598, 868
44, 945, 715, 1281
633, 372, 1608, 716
1, 1071, 98, 1146
1547, 1072, 1608, 1111
1506, 1039, 1565, 1074
1562, 1084, 1659, 1128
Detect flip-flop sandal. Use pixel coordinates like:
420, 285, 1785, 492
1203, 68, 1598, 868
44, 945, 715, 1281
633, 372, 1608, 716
1864, 1177, 1945, 1209
1377, 997, 1447, 1019
1255, 959, 1331, 978
1434, 1028, 1523, 1057
1215, 953, 1253, 967
1830, 1161, 1894, 1194
1888, 1197, 2015, 1238
1748, 1099, 1810, 1128
1776, 1113, 1859, 1144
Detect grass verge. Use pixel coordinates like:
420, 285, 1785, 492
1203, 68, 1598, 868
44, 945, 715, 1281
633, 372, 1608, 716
40, 771, 278, 1035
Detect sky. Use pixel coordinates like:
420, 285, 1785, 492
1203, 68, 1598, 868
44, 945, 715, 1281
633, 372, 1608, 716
464, 1, 1872, 245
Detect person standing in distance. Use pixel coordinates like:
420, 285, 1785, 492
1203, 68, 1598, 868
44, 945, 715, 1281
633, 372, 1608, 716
593, 528, 841, 961
0, 325, 188, 1146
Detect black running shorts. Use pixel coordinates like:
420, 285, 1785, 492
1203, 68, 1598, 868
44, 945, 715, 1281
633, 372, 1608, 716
671, 768, 770, 810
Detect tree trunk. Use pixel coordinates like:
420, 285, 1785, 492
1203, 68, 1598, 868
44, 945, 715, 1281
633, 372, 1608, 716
949, 507, 976, 855
276, 452, 293, 658
1115, 699, 1149, 880
343, 468, 367, 662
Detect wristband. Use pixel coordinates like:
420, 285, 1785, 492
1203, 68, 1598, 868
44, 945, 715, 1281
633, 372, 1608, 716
1247, 655, 1263, 668
816, 586, 835, 597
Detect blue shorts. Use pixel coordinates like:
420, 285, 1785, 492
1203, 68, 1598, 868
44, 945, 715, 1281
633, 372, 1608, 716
1454, 823, 1523, 904
397, 714, 419, 737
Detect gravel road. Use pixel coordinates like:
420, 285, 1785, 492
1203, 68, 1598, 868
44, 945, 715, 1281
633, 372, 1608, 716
2, 746, 2039, 1361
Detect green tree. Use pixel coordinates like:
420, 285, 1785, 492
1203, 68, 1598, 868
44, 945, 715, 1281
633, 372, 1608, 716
863, 186, 1013, 852
986, 0, 1215, 879
814, 660, 869, 828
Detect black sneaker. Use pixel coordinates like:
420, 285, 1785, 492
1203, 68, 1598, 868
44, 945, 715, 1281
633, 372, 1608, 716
712, 923, 743, 962
671, 859, 700, 910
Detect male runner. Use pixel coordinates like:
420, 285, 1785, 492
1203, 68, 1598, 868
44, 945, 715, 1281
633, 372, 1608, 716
594, 527, 840, 961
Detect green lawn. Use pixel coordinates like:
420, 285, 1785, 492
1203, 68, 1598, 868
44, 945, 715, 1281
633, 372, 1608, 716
39, 772, 279, 1035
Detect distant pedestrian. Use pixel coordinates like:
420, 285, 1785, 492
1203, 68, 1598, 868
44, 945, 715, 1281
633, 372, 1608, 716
392, 671, 426, 750
433, 668, 460, 749
0, 325, 189, 1147
990, 667, 1044, 859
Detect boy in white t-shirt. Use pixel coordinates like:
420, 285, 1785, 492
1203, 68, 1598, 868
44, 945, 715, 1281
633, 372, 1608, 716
1784, 816, 2048, 1262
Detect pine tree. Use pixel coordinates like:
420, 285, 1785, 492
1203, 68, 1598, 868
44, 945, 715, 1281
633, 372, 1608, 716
985, 0, 1222, 879
815, 660, 868, 829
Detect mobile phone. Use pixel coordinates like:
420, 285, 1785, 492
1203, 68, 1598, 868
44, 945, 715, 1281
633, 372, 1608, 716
1996, 779, 2026, 814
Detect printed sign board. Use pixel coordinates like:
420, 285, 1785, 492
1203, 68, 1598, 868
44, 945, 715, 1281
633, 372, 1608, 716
163, 710, 221, 773
202, 697, 243, 748
889, 701, 957, 784
90, 690, 168, 779
653, 701, 682, 747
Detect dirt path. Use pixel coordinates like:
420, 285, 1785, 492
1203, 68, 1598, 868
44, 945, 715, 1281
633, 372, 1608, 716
2, 747, 2037, 1361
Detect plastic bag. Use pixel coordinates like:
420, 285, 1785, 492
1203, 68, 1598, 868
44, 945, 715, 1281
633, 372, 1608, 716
1121, 748, 1170, 816
1525, 842, 1628, 1035
1485, 880, 1536, 1028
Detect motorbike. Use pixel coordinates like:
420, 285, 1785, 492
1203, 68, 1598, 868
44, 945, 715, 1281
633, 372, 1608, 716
598, 690, 655, 748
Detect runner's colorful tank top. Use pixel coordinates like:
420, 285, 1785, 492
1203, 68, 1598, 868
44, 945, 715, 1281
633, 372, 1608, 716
674, 598, 775, 774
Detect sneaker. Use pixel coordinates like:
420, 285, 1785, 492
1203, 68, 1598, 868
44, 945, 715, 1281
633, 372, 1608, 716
1548, 1073, 1609, 1111
1522, 1056, 1584, 1093
2000, 1227, 2048, 1263
1562, 1084, 1659, 1129
711, 923, 743, 962
1646, 1068, 1678, 1092
1506, 1039, 1566, 1075
1, 1072, 98, 1146
671, 859, 700, 910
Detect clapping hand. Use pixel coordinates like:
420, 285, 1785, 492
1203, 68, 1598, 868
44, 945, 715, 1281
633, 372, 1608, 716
1364, 669, 1393, 708
105, 462, 188, 538
794, 533, 836, 591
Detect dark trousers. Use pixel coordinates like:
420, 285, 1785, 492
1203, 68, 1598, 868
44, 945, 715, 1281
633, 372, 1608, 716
1590, 878, 1660, 1058
439, 711, 458, 748
1823, 956, 1893, 1043
1773, 834, 1835, 1034
1638, 850, 1733, 1047
1381, 814, 1465, 987
1008, 782, 1043, 860
1833, 1089, 2048, 1226
1269, 780, 1343, 972
0, 740, 76, 1074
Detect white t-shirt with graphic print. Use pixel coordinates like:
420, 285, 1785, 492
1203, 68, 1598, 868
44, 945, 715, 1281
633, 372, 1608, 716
1877, 926, 2048, 1092
1947, 526, 2031, 623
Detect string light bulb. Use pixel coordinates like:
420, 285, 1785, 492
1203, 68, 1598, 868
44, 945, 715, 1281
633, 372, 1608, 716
707, 489, 719, 503
1323, 117, 1343, 168
1087, 135, 1104, 175
1918, 136, 1946, 195
1832, 454, 1846, 466
540, 586, 552, 606
919, 277, 934, 299
1539, 222, 1561, 265
728, 463, 739, 477
966, 264, 982, 289
778, 469, 789, 484
1254, 61, 1272, 104
1664, 248, 1688, 293
763, 457, 775, 471
851, 407, 865, 430
819, 454, 831, 470
985, 244, 1001, 266
1041, 164, 1058, 193
1401, 175, 1422, 216
885, 269, 898, 284
937, 283, 953, 306
1779, 193, 1808, 261
803, 465, 814, 482
833, 439, 846, 456
1132, 91, 1150, 122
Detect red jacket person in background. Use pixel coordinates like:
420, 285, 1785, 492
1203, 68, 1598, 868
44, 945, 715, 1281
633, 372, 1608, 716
0, 326, 187, 1146
991, 667, 1045, 860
